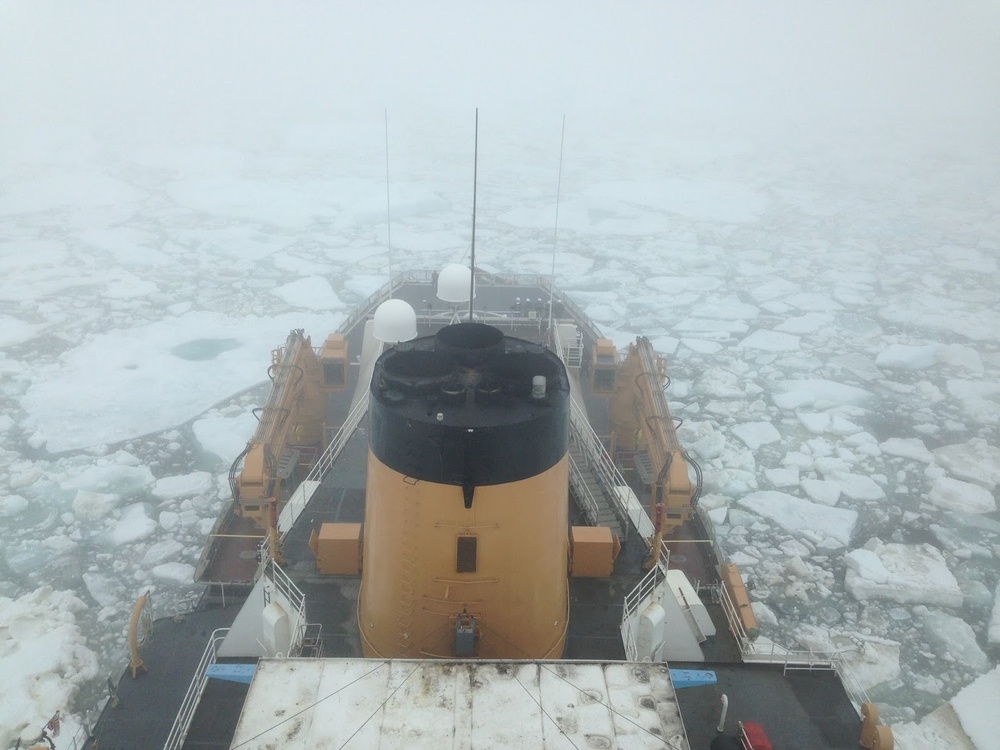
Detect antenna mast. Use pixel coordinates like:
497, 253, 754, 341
547, 115, 566, 335
385, 108, 393, 298
469, 108, 479, 321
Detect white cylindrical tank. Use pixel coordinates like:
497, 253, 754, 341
532, 376, 547, 399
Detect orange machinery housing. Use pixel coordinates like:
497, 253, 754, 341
232, 330, 349, 532
604, 336, 695, 535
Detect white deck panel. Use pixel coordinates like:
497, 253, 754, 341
606, 663, 688, 750
229, 660, 323, 743
229, 658, 688, 749
539, 662, 618, 747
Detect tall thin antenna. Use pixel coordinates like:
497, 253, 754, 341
547, 114, 566, 336
384, 108, 393, 298
469, 108, 479, 321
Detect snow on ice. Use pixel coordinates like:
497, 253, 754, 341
731, 421, 781, 450
737, 491, 857, 547
109, 504, 159, 546
152, 471, 215, 501
919, 608, 991, 673
0, 588, 99, 749
950, 667, 1000, 750
845, 540, 963, 607
21, 311, 338, 453
271, 276, 345, 310
927, 477, 997, 515
737, 329, 800, 351
990, 586, 1000, 647
875, 343, 941, 371
933, 439, 1000, 490
193, 411, 259, 461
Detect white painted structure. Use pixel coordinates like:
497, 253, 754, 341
229, 659, 689, 749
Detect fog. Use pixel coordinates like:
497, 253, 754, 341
3, 2, 999, 155
1, 1, 999, 746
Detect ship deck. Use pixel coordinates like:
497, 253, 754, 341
85, 274, 866, 750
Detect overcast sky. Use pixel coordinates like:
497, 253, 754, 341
1, 2, 998, 164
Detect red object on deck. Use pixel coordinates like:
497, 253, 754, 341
740, 721, 773, 750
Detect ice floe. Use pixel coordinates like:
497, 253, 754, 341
730, 421, 781, 450
927, 477, 996, 515
21, 311, 338, 452
737, 491, 857, 547
109, 504, 159, 546
152, 471, 215, 501
0, 588, 99, 749
933, 439, 1000, 490
737, 329, 800, 351
844, 540, 963, 607
919, 607, 991, 673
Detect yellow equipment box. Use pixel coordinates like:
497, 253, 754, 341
310, 522, 363, 575
569, 526, 620, 578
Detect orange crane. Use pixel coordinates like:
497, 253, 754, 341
229, 329, 349, 556
605, 336, 698, 566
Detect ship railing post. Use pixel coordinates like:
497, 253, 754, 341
568, 397, 652, 544
568, 453, 600, 525
277, 393, 370, 542
715, 576, 752, 654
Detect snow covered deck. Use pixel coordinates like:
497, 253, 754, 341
229, 658, 688, 749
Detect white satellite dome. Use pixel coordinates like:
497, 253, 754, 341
373, 298, 417, 343
436, 263, 475, 303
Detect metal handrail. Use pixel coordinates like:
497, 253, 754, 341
619, 542, 671, 660
742, 639, 879, 719
66, 725, 89, 750
567, 453, 601, 525
276, 393, 370, 539
267, 560, 307, 656
710, 579, 752, 653
621, 566, 662, 661
621, 609, 639, 662
696, 503, 892, 734
545, 280, 604, 347
338, 269, 568, 342
336, 270, 431, 337
307, 392, 369, 483
162, 628, 229, 750
256, 535, 271, 581
568, 399, 628, 496
567, 398, 656, 544
836, 658, 879, 716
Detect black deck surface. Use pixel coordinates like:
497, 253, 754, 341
86, 605, 242, 750
673, 661, 862, 750
182, 671, 251, 750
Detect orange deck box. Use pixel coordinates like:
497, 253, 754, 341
313, 522, 362, 575
570, 526, 620, 578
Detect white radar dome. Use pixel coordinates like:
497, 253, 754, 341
373, 299, 417, 343
436, 263, 475, 303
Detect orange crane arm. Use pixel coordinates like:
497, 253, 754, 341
609, 337, 696, 533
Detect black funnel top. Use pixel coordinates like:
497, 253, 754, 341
369, 322, 569, 488
434, 322, 504, 366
